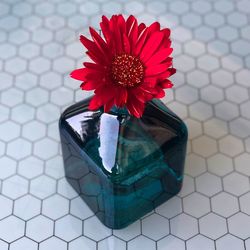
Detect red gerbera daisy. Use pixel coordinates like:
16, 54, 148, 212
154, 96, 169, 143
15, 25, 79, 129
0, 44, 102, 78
71, 14, 176, 118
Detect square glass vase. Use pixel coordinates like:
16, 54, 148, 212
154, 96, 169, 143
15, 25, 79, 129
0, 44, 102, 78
59, 97, 188, 229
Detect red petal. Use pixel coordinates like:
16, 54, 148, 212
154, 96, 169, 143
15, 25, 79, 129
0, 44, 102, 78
138, 23, 146, 36
89, 27, 110, 57
134, 28, 149, 56
140, 32, 164, 62
145, 62, 172, 76
159, 79, 174, 89
148, 22, 160, 34
100, 15, 111, 43
126, 98, 145, 118
89, 95, 102, 110
145, 48, 173, 66
70, 68, 88, 81
155, 88, 165, 98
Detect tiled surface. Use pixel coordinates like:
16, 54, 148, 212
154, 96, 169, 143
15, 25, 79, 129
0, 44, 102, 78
0, 0, 250, 249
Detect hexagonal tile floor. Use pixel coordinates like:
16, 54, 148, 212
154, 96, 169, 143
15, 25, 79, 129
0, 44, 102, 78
0, 0, 250, 249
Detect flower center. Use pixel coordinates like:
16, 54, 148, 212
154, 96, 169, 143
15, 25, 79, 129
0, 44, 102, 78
110, 54, 144, 88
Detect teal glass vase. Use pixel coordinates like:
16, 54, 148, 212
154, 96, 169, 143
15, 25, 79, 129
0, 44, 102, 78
59, 97, 188, 229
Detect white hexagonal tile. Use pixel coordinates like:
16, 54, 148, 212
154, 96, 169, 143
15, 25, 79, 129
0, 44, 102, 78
18, 156, 43, 179
240, 101, 250, 119
201, 86, 224, 104
69, 236, 96, 250
228, 213, 250, 239
175, 85, 198, 105
53, 56, 74, 74
0, 44, 16, 60
98, 236, 126, 250
196, 173, 222, 197
212, 70, 233, 88
9, 30, 30, 45
34, 138, 58, 160
185, 119, 202, 140
22, 15, 42, 31
212, 192, 239, 217
42, 42, 64, 59
11, 104, 35, 124
30, 175, 56, 199
125, 1, 144, 15
170, 1, 189, 14
57, 178, 78, 199
226, 85, 248, 104
45, 156, 64, 179
207, 154, 233, 176
0, 216, 25, 243
221, 55, 243, 72
189, 102, 213, 122
216, 235, 244, 250
19, 43, 40, 59
12, 2, 32, 17
2, 175, 28, 199
215, 0, 234, 13
178, 175, 195, 197
1, 88, 23, 107
223, 173, 249, 196
0, 240, 8, 250
205, 12, 225, 27
219, 135, 244, 157
40, 237, 67, 250
29, 57, 51, 74
37, 103, 60, 123
187, 235, 215, 250
229, 117, 250, 138
218, 26, 238, 42
55, 215, 82, 241
16, 72, 38, 90
187, 70, 209, 88
14, 195, 41, 220
198, 55, 220, 72
236, 69, 250, 87
227, 12, 248, 27
80, 2, 100, 15
32, 28, 53, 44
172, 27, 192, 43
9, 237, 38, 250
70, 196, 94, 220
0, 105, 9, 124
208, 40, 230, 57
45, 15, 65, 31
42, 194, 69, 220
167, 102, 188, 119
22, 121, 46, 142
204, 118, 228, 139
175, 55, 195, 73
183, 193, 210, 218
51, 87, 74, 106
5, 58, 27, 75
0, 156, 16, 179
185, 154, 206, 177
156, 196, 182, 218
7, 138, 32, 160
182, 13, 202, 29
240, 193, 250, 215
128, 235, 156, 250
26, 87, 49, 107
199, 213, 227, 240
84, 216, 112, 241
192, 136, 217, 158
170, 214, 198, 240
0, 72, 13, 91
142, 213, 169, 240
0, 196, 13, 219
157, 235, 185, 250
0, 16, 19, 30
26, 215, 54, 242
235, 153, 250, 176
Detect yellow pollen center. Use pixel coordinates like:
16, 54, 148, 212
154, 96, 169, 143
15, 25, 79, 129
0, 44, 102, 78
110, 54, 144, 88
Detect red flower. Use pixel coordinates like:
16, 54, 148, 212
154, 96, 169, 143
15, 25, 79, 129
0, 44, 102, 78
71, 15, 175, 118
